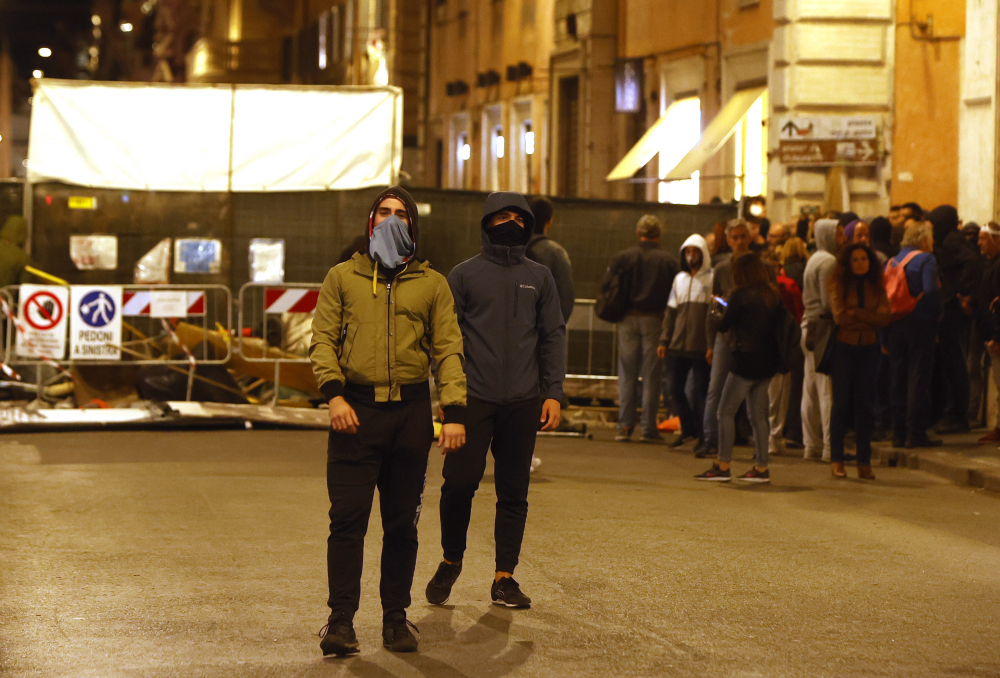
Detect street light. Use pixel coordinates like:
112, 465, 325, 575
32, 70, 43, 79
38, 47, 52, 58
120, 22, 133, 32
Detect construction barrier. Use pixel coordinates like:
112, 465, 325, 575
2, 284, 232, 401
237, 282, 322, 405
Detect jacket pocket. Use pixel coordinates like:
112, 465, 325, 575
514, 283, 538, 326
343, 323, 374, 381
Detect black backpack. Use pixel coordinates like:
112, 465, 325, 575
595, 265, 631, 323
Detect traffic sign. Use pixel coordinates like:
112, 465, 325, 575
777, 115, 880, 166
70, 286, 123, 360
15, 284, 69, 359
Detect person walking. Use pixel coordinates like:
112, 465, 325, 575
828, 243, 891, 479
657, 234, 713, 448
886, 222, 943, 448
311, 187, 468, 656
801, 218, 846, 462
603, 215, 679, 442
696, 255, 785, 483
427, 192, 566, 611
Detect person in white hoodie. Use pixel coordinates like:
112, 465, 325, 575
657, 234, 714, 448
800, 219, 846, 462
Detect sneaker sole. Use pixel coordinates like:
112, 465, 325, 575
426, 594, 450, 605
738, 478, 771, 483
491, 599, 531, 609
321, 641, 360, 657
694, 476, 731, 482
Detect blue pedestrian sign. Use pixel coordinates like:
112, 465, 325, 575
79, 290, 117, 328
70, 286, 123, 360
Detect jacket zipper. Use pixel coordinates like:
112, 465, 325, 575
503, 266, 510, 400
514, 282, 519, 318
386, 280, 392, 390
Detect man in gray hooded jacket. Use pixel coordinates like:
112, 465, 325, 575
800, 218, 846, 462
427, 192, 566, 611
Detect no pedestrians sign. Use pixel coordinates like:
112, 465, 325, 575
70, 286, 123, 360
15, 284, 69, 359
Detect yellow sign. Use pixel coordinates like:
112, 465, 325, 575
68, 196, 97, 210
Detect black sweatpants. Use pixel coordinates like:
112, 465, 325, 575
439, 397, 539, 574
326, 397, 433, 621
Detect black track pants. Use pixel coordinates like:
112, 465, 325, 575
439, 397, 539, 573
326, 397, 433, 621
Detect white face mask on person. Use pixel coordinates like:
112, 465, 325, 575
369, 215, 414, 269
686, 252, 702, 269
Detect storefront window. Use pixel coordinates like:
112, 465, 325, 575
658, 96, 701, 205
734, 91, 768, 200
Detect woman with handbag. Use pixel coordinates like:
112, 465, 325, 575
696, 255, 784, 483
828, 243, 891, 479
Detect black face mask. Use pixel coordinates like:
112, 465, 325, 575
487, 220, 524, 248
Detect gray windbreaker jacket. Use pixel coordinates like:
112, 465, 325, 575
660, 234, 714, 358
448, 192, 567, 405
802, 219, 840, 325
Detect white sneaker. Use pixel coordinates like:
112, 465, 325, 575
530, 457, 542, 473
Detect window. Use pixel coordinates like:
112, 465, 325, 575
658, 96, 701, 205
734, 90, 768, 200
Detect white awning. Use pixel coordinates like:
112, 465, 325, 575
606, 86, 766, 182
27, 80, 402, 192
663, 86, 766, 181
606, 98, 689, 181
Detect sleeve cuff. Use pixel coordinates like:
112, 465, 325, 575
441, 405, 467, 426
320, 380, 344, 402
542, 387, 564, 403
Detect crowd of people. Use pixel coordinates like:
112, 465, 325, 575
603, 201, 1000, 483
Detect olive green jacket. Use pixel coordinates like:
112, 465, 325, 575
309, 253, 467, 418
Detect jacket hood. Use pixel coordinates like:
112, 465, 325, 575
367, 186, 420, 257
929, 204, 959, 245
679, 234, 712, 274
480, 191, 535, 246
814, 219, 840, 255
0, 216, 27, 247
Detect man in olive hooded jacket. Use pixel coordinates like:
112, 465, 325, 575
310, 186, 467, 656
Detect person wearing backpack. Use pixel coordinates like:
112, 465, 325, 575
828, 244, 891, 479
695, 254, 785, 483
600, 215, 679, 442
886, 222, 943, 448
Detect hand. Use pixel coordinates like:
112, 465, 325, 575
540, 399, 562, 431
656, 345, 667, 360
438, 423, 466, 453
706, 348, 714, 365
438, 408, 446, 422
959, 294, 974, 315
328, 396, 359, 434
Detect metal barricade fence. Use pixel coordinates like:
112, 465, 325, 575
237, 282, 322, 405
3, 284, 232, 401
566, 299, 618, 380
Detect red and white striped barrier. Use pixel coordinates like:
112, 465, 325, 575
122, 291, 206, 316
264, 288, 319, 314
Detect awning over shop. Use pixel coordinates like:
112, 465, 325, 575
606, 85, 766, 182
26, 80, 402, 192
663, 86, 766, 181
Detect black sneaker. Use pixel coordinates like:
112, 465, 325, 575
382, 615, 419, 653
319, 616, 359, 657
491, 577, 531, 608
670, 434, 693, 448
694, 464, 730, 481
738, 467, 770, 483
425, 561, 462, 605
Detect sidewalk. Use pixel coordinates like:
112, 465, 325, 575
874, 430, 1000, 494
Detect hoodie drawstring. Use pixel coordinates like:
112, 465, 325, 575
373, 262, 378, 297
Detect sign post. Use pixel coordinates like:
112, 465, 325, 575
70, 286, 123, 360
15, 284, 69, 359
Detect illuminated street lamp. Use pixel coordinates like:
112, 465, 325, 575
120, 22, 133, 32
38, 47, 52, 58
32, 70, 43, 79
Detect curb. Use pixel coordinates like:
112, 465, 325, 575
876, 446, 1000, 493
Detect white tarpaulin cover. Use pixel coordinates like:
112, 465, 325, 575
27, 80, 402, 192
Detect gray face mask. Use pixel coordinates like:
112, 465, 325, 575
369, 215, 414, 269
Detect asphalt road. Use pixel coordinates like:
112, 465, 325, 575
2, 428, 1000, 678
